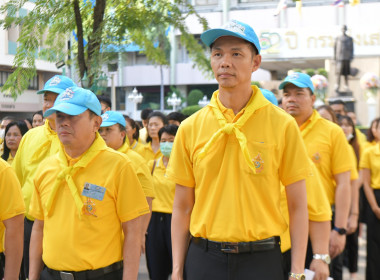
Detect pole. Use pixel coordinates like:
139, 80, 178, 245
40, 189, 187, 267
111, 73, 116, 111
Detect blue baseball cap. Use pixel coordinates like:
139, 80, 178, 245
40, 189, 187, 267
279, 72, 315, 94
200, 20, 261, 54
100, 111, 126, 128
260, 88, 278, 106
37, 75, 76, 95
44, 87, 101, 117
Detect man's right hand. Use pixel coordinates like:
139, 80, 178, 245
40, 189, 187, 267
309, 259, 329, 280
329, 230, 346, 259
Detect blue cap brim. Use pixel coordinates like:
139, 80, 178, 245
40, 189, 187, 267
100, 121, 118, 127
201, 29, 259, 53
279, 80, 310, 90
37, 87, 66, 95
44, 103, 87, 117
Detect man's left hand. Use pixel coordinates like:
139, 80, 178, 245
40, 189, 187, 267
309, 259, 329, 280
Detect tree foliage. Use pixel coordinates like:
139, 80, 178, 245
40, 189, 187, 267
0, 0, 211, 98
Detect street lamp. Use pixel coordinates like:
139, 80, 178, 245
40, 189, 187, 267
198, 95, 210, 107
128, 87, 143, 119
167, 92, 181, 112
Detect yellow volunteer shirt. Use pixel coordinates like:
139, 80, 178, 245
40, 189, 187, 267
356, 127, 367, 148
362, 140, 377, 153
0, 158, 25, 253
149, 157, 176, 214
349, 145, 359, 180
12, 120, 60, 220
29, 134, 149, 271
360, 143, 380, 189
140, 142, 163, 163
167, 86, 310, 242
117, 141, 155, 198
300, 110, 354, 205
280, 159, 332, 252
131, 139, 146, 158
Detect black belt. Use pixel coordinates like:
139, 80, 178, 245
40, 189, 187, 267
46, 261, 123, 280
191, 236, 280, 254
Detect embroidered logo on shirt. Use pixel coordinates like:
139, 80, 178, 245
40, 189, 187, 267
59, 88, 74, 101
49, 76, 61, 86
253, 152, 264, 173
84, 198, 97, 217
312, 152, 321, 164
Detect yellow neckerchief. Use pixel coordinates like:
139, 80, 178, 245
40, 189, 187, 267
198, 86, 270, 174
117, 140, 130, 154
30, 120, 57, 163
45, 132, 107, 218
299, 110, 320, 138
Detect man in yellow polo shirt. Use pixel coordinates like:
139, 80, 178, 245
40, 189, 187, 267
99, 110, 154, 252
0, 158, 25, 280
281, 72, 353, 280
167, 20, 310, 280
12, 74, 76, 279
28, 87, 149, 280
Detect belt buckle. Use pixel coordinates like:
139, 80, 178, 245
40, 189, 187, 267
60, 272, 75, 280
221, 242, 239, 253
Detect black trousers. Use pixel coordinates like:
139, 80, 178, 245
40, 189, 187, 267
343, 227, 359, 273
22, 217, 34, 279
40, 267, 122, 280
366, 189, 380, 280
0, 252, 4, 279
145, 212, 172, 280
185, 239, 284, 280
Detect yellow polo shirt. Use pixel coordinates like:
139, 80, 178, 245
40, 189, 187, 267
0, 158, 25, 253
12, 120, 60, 220
356, 128, 367, 147
131, 139, 146, 158
117, 141, 155, 198
360, 143, 380, 189
140, 142, 163, 163
149, 157, 175, 214
29, 134, 149, 271
7, 153, 14, 165
362, 140, 377, 153
280, 159, 332, 252
167, 87, 310, 242
300, 111, 355, 205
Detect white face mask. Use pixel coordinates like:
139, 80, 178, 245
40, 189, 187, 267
346, 133, 354, 141
0, 129, 5, 140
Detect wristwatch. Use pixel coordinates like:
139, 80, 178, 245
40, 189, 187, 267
313, 253, 331, 265
289, 272, 306, 280
333, 226, 347, 235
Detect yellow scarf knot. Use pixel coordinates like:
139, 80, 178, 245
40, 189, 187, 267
223, 123, 235, 135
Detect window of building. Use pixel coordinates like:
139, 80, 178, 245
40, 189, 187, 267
195, 0, 218, 5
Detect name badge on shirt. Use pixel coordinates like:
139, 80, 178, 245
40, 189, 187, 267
82, 182, 106, 201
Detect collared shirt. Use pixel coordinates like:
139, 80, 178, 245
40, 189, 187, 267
360, 143, 380, 189
167, 86, 310, 242
0, 158, 25, 253
12, 120, 60, 220
130, 139, 146, 158
117, 141, 155, 198
140, 142, 163, 163
149, 157, 175, 213
29, 134, 149, 271
300, 110, 355, 205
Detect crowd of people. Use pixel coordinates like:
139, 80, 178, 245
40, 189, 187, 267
1, 19, 380, 280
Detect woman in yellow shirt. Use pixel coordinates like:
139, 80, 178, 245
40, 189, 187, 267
141, 112, 167, 162
145, 124, 178, 280
1, 121, 28, 164
124, 115, 145, 156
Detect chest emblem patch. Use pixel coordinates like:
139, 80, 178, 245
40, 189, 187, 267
84, 198, 97, 217
312, 152, 321, 164
253, 152, 264, 173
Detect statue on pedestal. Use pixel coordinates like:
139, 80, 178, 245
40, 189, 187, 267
334, 25, 354, 92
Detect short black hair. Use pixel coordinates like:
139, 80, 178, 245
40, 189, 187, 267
33, 110, 43, 119
141, 108, 153, 121
158, 124, 179, 141
97, 94, 111, 108
167, 112, 186, 123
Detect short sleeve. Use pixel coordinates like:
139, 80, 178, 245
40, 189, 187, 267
29, 168, 45, 220
331, 129, 354, 175
279, 120, 310, 186
0, 163, 25, 221
166, 124, 195, 187
359, 148, 372, 170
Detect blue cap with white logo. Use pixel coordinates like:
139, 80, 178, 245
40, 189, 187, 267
44, 87, 101, 117
100, 111, 126, 128
260, 88, 278, 106
37, 75, 76, 95
279, 72, 315, 94
200, 20, 261, 54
